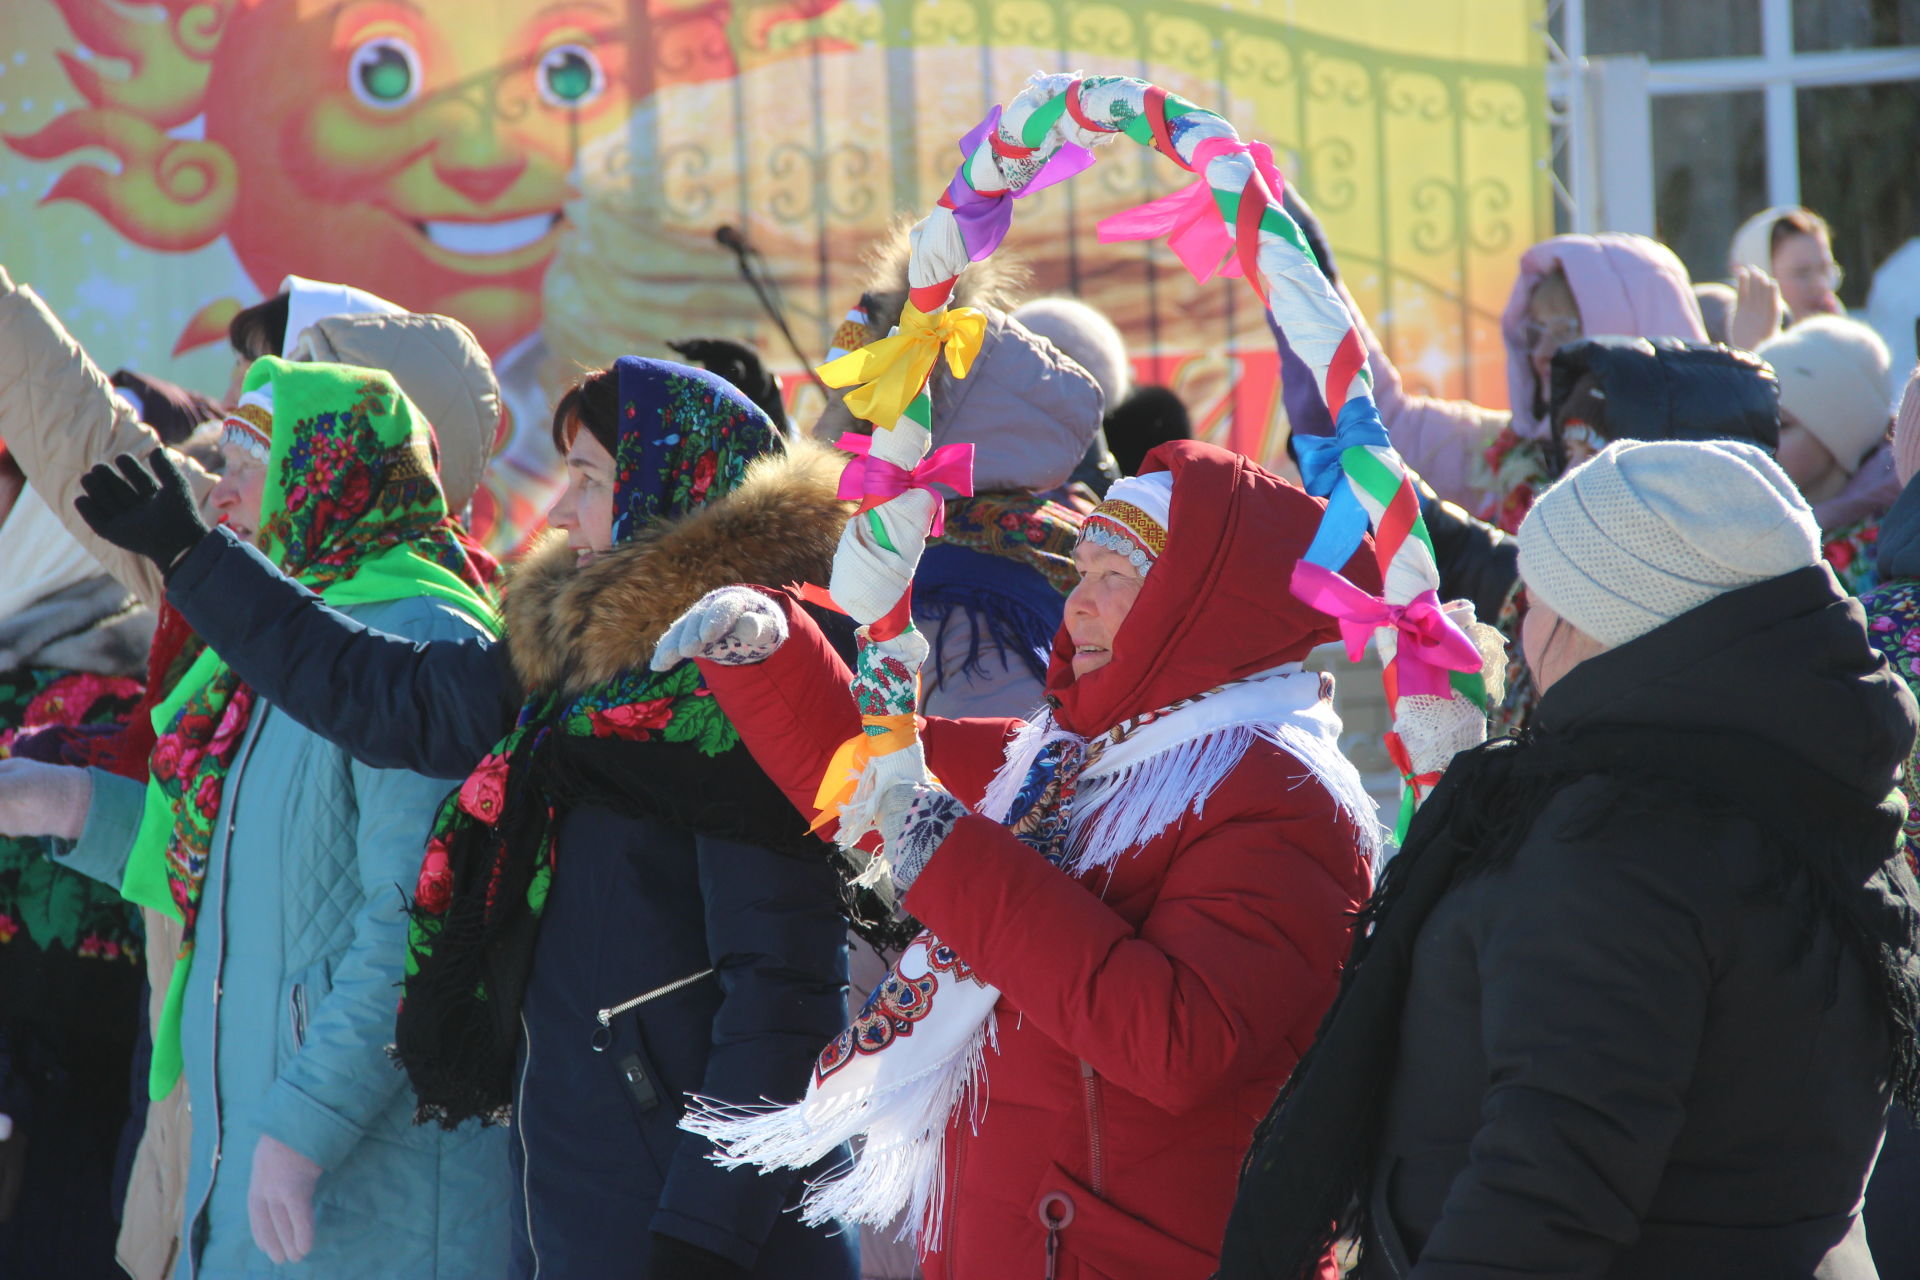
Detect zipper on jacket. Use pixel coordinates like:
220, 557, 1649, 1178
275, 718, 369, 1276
189, 714, 269, 1280
518, 1008, 542, 1279
289, 984, 308, 1050
590, 968, 715, 1052
1079, 1059, 1107, 1198
1038, 1191, 1076, 1280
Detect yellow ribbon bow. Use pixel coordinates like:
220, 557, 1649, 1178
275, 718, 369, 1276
816, 302, 988, 430
810, 713, 920, 833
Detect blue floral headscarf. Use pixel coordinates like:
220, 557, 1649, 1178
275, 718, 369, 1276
609, 356, 777, 542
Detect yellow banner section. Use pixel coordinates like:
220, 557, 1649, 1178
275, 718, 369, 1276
0, 0, 1546, 547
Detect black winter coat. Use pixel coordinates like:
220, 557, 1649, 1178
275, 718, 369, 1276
1415, 477, 1518, 626
1365, 565, 1917, 1279
162, 449, 862, 1280
1548, 336, 1781, 465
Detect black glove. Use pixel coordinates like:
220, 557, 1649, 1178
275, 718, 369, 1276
73, 448, 210, 577
666, 338, 787, 430
647, 1232, 749, 1280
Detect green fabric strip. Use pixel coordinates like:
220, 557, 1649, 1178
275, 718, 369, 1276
1340, 446, 1404, 511
1020, 95, 1069, 148
866, 508, 897, 554
901, 392, 932, 432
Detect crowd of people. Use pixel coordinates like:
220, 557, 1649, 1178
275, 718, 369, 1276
0, 184, 1915, 1280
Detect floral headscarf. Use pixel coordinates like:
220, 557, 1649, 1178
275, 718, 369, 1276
122, 359, 499, 1098
396, 357, 779, 1126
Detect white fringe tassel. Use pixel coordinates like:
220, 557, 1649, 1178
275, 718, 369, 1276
977, 714, 1381, 877
684, 679, 1381, 1251
682, 1013, 997, 1242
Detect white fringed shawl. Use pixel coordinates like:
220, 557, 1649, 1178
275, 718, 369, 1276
682, 662, 1379, 1245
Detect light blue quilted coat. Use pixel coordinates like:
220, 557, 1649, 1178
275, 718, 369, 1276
57, 596, 511, 1280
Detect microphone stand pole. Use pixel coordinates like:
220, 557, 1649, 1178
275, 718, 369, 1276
721, 231, 830, 394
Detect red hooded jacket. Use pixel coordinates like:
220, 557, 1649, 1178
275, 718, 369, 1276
699, 441, 1379, 1279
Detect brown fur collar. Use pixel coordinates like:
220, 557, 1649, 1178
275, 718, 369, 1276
505, 436, 850, 697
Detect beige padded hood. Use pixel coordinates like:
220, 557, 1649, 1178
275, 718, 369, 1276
292, 312, 501, 511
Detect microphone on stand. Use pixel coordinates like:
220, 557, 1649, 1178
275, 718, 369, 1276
715, 225, 828, 392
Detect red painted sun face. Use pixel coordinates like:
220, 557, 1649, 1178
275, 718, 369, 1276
13, 0, 845, 360
210, 0, 630, 355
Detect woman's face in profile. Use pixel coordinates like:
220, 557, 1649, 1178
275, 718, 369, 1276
1520, 593, 1608, 693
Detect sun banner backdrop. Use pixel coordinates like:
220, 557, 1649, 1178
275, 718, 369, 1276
0, 0, 1548, 550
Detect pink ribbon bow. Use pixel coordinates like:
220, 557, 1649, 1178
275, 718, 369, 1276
1291, 560, 1481, 700
834, 433, 976, 538
1096, 137, 1287, 285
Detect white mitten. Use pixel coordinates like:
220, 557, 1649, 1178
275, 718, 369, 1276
874, 780, 971, 894
1392, 600, 1510, 778
246, 1134, 321, 1265
0, 759, 92, 841
650, 587, 790, 672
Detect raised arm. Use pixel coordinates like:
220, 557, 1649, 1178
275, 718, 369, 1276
0, 266, 217, 610
690, 589, 1018, 829
162, 529, 517, 779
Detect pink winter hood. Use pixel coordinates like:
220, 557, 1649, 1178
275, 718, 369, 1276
1502, 234, 1707, 439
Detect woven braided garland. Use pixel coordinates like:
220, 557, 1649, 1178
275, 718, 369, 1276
814, 71, 1484, 852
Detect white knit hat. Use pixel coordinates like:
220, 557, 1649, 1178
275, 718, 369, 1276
1013, 297, 1132, 408
1757, 316, 1893, 473
219, 384, 275, 462
1079, 472, 1173, 575
1517, 438, 1820, 648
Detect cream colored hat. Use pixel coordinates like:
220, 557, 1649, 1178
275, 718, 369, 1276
1518, 438, 1820, 648
1758, 316, 1893, 473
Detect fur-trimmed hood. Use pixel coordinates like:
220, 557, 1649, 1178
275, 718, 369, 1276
505, 436, 851, 697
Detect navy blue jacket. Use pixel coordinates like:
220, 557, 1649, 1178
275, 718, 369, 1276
165, 529, 857, 1280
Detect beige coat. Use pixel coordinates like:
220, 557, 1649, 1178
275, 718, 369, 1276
0, 265, 502, 1278
0, 268, 500, 613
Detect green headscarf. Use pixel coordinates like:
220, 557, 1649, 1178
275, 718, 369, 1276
123, 359, 498, 1098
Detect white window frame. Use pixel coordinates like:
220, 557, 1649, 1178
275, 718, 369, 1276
1546, 0, 1920, 235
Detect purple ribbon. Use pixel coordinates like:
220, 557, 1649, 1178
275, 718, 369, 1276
942, 106, 1096, 262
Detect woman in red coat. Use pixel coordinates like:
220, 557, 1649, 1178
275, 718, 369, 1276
655, 441, 1380, 1279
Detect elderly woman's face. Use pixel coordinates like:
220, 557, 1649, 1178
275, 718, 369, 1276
1520, 593, 1609, 693
1524, 271, 1583, 410
208, 444, 269, 545
1064, 541, 1146, 677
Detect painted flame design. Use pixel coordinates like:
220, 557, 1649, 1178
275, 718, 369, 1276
5, 0, 240, 253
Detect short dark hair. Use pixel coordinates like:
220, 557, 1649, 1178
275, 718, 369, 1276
228, 293, 290, 361
1770, 208, 1831, 256
549, 364, 619, 456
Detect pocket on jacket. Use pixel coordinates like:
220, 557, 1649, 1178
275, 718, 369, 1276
607, 1012, 674, 1184
277, 957, 335, 1068
1357, 1161, 1413, 1279
1027, 1162, 1219, 1280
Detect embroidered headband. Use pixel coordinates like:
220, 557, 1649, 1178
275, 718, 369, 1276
1079, 472, 1174, 575
824, 305, 872, 363
219, 385, 275, 463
